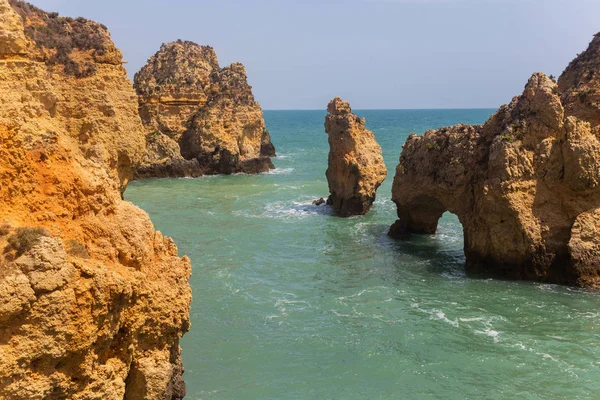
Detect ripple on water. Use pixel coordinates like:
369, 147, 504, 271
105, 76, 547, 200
125, 109, 600, 400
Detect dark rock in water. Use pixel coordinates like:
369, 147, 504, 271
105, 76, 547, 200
239, 156, 275, 174
261, 129, 277, 157
324, 97, 387, 217
312, 198, 326, 206
387, 220, 411, 240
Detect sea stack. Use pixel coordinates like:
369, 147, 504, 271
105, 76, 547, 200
0, 1, 191, 398
324, 97, 387, 217
389, 34, 600, 288
134, 40, 275, 178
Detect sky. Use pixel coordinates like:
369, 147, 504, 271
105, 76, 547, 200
25, 0, 600, 110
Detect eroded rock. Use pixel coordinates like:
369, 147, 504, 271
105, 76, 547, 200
325, 97, 387, 217
134, 40, 275, 178
390, 41, 600, 287
0, 0, 28, 56
0, 1, 191, 398
559, 33, 600, 130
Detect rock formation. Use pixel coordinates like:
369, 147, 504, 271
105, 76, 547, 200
0, 1, 191, 398
134, 40, 275, 178
325, 97, 387, 217
558, 33, 600, 130
390, 34, 600, 288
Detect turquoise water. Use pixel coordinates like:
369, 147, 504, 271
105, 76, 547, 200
126, 110, 600, 400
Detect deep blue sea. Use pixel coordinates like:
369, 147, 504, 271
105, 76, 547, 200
126, 110, 600, 400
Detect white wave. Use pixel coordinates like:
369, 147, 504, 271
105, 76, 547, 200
548, 335, 569, 341
374, 196, 395, 206
411, 303, 459, 327
432, 310, 459, 327
459, 317, 486, 322
177, 174, 220, 180
474, 328, 501, 342
266, 167, 295, 175
259, 200, 333, 220
274, 299, 310, 308
537, 352, 558, 362
336, 287, 391, 303
331, 310, 354, 318
512, 342, 527, 351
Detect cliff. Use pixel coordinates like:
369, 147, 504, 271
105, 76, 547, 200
390, 35, 600, 287
324, 97, 387, 217
0, 1, 191, 398
134, 40, 275, 178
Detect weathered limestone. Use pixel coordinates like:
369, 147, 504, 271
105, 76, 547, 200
325, 97, 387, 217
559, 33, 600, 130
0, 0, 27, 56
390, 36, 600, 287
0, 1, 191, 398
134, 40, 275, 178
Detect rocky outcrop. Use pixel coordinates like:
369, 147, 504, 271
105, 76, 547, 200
325, 97, 387, 217
0, 1, 191, 398
134, 40, 275, 178
390, 35, 600, 287
0, 0, 27, 56
558, 33, 600, 130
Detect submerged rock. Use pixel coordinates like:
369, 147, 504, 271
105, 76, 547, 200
312, 197, 326, 206
390, 36, 600, 288
134, 40, 275, 178
0, 1, 191, 398
325, 97, 387, 217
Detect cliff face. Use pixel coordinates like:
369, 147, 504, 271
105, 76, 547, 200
390, 36, 600, 287
0, 1, 191, 399
134, 41, 275, 178
325, 97, 387, 217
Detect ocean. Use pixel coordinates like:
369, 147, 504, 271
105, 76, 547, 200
125, 110, 600, 400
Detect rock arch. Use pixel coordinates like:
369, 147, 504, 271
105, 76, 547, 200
390, 69, 600, 287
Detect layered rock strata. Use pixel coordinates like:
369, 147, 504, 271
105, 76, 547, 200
390, 35, 600, 287
0, 1, 191, 398
134, 40, 275, 178
325, 97, 387, 217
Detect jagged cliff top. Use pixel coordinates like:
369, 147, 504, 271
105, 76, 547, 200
7, 0, 122, 77
134, 40, 219, 98
559, 33, 600, 91
327, 96, 352, 116
558, 32, 600, 128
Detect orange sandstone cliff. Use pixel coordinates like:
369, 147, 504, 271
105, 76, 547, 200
324, 97, 387, 217
390, 35, 600, 288
134, 40, 276, 178
0, 1, 191, 398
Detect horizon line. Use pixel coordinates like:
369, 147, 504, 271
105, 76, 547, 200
263, 107, 498, 112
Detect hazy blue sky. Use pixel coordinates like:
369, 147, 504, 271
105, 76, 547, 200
27, 0, 600, 110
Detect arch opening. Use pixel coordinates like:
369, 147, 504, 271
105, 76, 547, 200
389, 195, 449, 239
